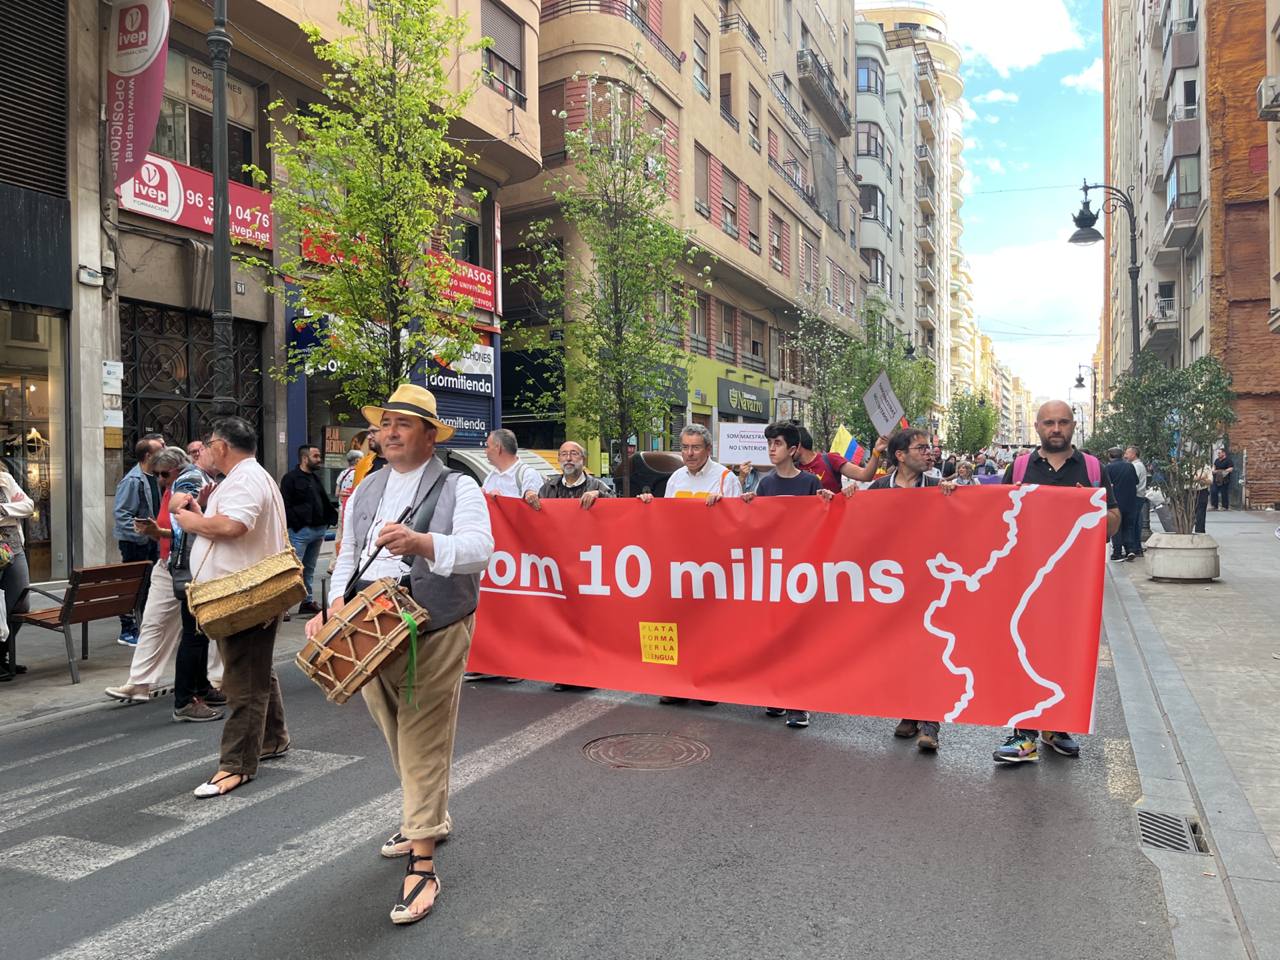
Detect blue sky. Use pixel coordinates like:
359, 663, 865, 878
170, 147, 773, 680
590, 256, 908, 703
945, 0, 1105, 403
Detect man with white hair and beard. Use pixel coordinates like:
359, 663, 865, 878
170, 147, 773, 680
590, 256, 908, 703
525, 441, 613, 508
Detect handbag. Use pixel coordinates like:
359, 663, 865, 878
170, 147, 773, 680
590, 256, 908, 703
185, 487, 306, 640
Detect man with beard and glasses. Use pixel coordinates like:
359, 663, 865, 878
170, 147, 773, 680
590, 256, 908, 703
992, 400, 1119, 764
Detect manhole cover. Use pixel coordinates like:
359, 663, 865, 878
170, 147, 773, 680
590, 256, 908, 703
582, 733, 711, 770
1137, 810, 1209, 854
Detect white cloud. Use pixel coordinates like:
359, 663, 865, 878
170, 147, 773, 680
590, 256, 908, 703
961, 167, 981, 196
968, 231, 1103, 398
963, 135, 982, 151
984, 115, 1001, 124
973, 88, 1020, 105
957, 97, 979, 123
1062, 57, 1104, 94
975, 157, 1006, 175
944, 0, 1086, 77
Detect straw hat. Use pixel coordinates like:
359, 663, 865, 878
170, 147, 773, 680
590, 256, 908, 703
361, 384, 456, 443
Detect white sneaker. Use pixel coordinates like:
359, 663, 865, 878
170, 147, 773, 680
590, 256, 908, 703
105, 683, 150, 703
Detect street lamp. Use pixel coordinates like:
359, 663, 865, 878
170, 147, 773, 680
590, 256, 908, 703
207, 0, 236, 416
1069, 178, 1141, 377
1073, 364, 1097, 438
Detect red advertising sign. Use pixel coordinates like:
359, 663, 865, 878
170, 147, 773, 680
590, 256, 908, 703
471, 485, 1108, 731
117, 154, 273, 248
107, 0, 171, 188
445, 258, 495, 312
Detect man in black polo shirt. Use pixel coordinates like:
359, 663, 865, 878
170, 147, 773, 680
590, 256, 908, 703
993, 400, 1119, 764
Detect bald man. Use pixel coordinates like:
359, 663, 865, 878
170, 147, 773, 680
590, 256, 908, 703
992, 400, 1119, 765
527, 441, 613, 508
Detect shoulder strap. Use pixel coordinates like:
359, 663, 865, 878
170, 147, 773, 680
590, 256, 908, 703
1012, 453, 1031, 485
408, 468, 454, 535
1084, 453, 1102, 487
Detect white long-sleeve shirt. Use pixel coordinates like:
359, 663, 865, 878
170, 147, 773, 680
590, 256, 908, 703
331, 465, 493, 600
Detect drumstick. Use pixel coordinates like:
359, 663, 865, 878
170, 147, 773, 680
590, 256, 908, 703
344, 502, 417, 604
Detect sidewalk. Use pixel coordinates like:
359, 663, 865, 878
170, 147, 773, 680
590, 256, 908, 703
1120, 508, 1280, 854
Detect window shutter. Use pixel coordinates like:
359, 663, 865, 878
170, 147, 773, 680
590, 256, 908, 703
481, 0, 523, 69
0, 0, 68, 196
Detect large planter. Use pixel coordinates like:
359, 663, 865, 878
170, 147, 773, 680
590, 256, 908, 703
1144, 532, 1220, 582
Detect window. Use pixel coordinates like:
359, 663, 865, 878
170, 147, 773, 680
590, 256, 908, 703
747, 191, 762, 252
1187, 243, 1204, 301
856, 58, 884, 98
1189, 329, 1204, 361
843, 24, 851, 78
856, 121, 884, 161
859, 184, 885, 222
154, 50, 257, 185
744, 315, 767, 371
721, 168, 739, 236
481, 0, 525, 107
861, 249, 885, 285
691, 293, 709, 347
694, 144, 710, 216
719, 303, 735, 358
783, 0, 792, 40
720, 73, 733, 119
885, 145, 894, 181
899, 273, 905, 306
1167, 154, 1201, 210
693, 19, 710, 98
800, 19, 810, 51
539, 82, 565, 162
769, 213, 784, 271
747, 85, 761, 150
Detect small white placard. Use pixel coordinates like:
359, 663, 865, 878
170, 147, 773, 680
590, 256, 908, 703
863, 370, 905, 439
718, 422, 770, 466
102, 360, 124, 395
102, 409, 124, 428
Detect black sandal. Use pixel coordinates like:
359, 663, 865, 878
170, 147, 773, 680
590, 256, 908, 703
389, 852, 441, 925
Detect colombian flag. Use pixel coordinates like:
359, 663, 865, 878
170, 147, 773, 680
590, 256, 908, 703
829, 425, 867, 466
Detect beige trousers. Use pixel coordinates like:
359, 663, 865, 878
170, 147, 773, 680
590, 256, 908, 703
361, 614, 474, 840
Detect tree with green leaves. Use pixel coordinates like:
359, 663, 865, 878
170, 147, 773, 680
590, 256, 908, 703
1093, 353, 1236, 534
791, 291, 856, 452
841, 294, 937, 447
246, 0, 480, 412
945, 391, 997, 455
508, 53, 707, 494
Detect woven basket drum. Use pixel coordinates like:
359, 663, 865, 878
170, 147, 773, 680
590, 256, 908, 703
186, 547, 307, 640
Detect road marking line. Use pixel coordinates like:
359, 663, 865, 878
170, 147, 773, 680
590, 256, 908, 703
0, 740, 195, 808
0, 750, 361, 881
43, 696, 624, 960
0, 735, 127, 775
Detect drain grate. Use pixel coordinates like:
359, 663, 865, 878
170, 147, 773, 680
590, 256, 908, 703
1137, 810, 1209, 854
583, 733, 711, 770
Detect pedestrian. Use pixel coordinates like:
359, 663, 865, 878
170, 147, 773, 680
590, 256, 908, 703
793, 425, 886, 493
736, 461, 761, 495
1193, 462, 1212, 533
307, 384, 494, 926
923, 445, 944, 481
527, 440, 611, 692
0, 463, 35, 682
171, 416, 291, 795
953, 460, 979, 486
112, 436, 164, 646
481, 428, 542, 501
280, 444, 337, 616
866, 428, 954, 752
639, 423, 740, 706
993, 400, 1119, 764
1125, 445, 1149, 548
1104, 447, 1140, 561
1211, 448, 1234, 510
333, 447, 364, 554
974, 452, 998, 476
743, 420, 835, 730
941, 453, 957, 479
104, 446, 224, 705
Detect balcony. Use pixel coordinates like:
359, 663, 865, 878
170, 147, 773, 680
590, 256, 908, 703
541, 2, 682, 72
796, 49, 853, 135
1143, 298, 1180, 357
1162, 115, 1201, 173
837, 160, 858, 191
916, 223, 936, 252
720, 14, 767, 64
768, 75, 808, 134
1161, 16, 1198, 94
916, 103, 937, 141
916, 304, 936, 330
1146, 69, 1166, 118
916, 181, 936, 214
916, 59, 938, 103
768, 155, 820, 216
916, 144, 936, 176
1145, 140, 1166, 191
1163, 192, 1202, 247
720, 102, 740, 132
917, 264, 937, 292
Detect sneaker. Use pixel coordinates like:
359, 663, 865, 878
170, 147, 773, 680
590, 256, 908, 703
117, 630, 138, 647
1041, 731, 1081, 757
552, 683, 594, 692
201, 688, 227, 706
104, 683, 150, 703
916, 721, 941, 752
764, 707, 787, 717
893, 719, 919, 739
785, 710, 810, 728
297, 600, 322, 615
993, 731, 1039, 763
172, 699, 224, 723
463, 672, 502, 682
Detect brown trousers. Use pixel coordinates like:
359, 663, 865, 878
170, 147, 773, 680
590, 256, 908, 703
216, 619, 288, 777
362, 614, 474, 840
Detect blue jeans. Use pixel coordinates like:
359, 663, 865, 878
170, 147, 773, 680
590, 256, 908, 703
288, 526, 328, 602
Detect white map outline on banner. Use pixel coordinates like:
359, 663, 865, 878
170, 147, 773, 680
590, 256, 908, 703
923, 484, 1108, 724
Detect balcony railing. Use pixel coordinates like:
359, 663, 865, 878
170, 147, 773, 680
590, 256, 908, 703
541, 1, 681, 72
768, 155, 820, 215
916, 144, 935, 167
837, 160, 858, 189
1169, 102, 1199, 122
1156, 296, 1175, 319
720, 103, 740, 131
719, 14, 767, 63
916, 224, 935, 247
916, 103, 935, 127
767, 75, 808, 134
796, 48, 852, 133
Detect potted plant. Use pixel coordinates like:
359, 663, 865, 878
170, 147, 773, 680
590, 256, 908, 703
1093, 353, 1236, 581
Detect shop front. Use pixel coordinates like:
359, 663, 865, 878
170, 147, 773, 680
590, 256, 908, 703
684, 355, 772, 437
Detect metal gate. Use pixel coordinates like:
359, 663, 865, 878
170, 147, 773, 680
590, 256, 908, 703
121, 300, 263, 458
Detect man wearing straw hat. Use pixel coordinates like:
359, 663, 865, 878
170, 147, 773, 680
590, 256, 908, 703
308, 383, 494, 926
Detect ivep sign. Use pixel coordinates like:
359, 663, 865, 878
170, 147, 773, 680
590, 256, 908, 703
116, 4, 150, 51
107, 0, 170, 188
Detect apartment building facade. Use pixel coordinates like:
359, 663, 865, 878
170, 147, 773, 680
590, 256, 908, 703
0, 0, 538, 574
1105, 0, 1280, 506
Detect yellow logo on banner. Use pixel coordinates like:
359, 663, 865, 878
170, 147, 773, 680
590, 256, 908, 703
639, 621, 679, 665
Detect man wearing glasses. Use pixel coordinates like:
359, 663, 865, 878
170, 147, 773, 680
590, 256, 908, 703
526, 441, 612, 509
637, 424, 742, 503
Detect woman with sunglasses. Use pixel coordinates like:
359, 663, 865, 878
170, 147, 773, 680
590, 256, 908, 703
104, 446, 224, 710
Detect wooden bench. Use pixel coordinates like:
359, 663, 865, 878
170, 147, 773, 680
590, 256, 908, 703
13, 562, 152, 684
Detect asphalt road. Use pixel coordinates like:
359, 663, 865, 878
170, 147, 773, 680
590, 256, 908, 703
0, 647, 1173, 960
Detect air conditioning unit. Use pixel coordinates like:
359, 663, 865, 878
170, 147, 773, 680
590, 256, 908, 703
1258, 76, 1280, 121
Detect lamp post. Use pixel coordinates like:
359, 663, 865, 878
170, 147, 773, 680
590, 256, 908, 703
1068, 178, 1141, 377
1074, 364, 1097, 438
207, 0, 236, 416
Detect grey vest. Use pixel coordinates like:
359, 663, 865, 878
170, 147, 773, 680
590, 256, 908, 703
349, 457, 479, 631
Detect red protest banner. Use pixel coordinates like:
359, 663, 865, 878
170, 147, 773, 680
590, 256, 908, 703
470, 485, 1108, 731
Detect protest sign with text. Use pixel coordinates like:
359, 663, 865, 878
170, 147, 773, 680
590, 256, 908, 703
863, 370, 906, 439
470, 485, 1108, 731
